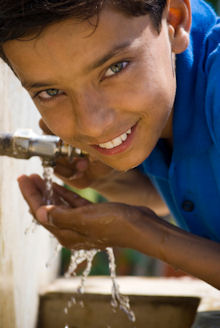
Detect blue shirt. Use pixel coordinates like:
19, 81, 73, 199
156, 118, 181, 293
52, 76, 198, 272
138, 0, 220, 242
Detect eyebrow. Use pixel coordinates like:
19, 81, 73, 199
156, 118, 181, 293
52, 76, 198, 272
21, 40, 133, 90
21, 80, 56, 90
86, 40, 133, 72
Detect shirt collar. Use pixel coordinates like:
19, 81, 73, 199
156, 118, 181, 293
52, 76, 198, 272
142, 42, 212, 178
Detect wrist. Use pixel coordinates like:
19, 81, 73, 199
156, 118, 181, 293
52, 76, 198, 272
119, 206, 164, 257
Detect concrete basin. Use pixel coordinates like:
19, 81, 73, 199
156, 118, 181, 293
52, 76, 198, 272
37, 277, 202, 328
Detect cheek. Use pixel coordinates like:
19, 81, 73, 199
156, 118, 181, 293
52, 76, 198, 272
37, 107, 75, 140
111, 58, 175, 117
112, 79, 175, 120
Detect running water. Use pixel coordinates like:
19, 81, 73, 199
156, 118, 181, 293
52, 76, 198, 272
42, 165, 54, 205
40, 164, 136, 325
24, 164, 60, 265
63, 247, 135, 323
106, 247, 135, 322
65, 249, 99, 294
63, 248, 99, 317
42, 164, 63, 268
24, 164, 54, 234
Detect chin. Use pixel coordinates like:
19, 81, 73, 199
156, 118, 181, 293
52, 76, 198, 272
107, 156, 144, 172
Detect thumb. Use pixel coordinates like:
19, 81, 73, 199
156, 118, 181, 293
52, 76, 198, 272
75, 158, 89, 172
36, 205, 55, 226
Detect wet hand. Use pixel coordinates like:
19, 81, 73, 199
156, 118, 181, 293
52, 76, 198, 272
17, 174, 147, 250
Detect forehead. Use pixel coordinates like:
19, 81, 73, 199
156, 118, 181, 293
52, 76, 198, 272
3, 7, 153, 84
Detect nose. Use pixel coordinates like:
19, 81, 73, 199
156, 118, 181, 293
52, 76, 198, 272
72, 90, 115, 139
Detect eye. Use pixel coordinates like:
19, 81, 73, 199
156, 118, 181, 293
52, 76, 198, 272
104, 61, 129, 78
36, 88, 65, 101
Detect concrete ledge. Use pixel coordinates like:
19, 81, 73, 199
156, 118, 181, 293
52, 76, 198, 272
36, 276, 220, 328
39, 276, 220, 312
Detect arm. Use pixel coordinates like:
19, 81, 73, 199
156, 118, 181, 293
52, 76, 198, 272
130, 210, 220, 290
54, 159, 169, 217
18, 174, 220, 290
91, 168, 169, 217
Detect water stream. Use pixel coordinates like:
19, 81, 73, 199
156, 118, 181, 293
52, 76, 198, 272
42, 165, 136, 326
24, 164, 54, 234
106, 247, 135, 322
63, 247, 135, 325
42, 165, 54, 205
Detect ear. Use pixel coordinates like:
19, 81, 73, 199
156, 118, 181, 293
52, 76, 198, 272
166, 0, 191, 54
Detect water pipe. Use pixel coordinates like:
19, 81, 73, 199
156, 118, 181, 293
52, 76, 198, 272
0, 129, 83, 166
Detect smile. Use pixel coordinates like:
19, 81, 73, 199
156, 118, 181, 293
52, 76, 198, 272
91, 122, 138, 155
98, 127, 131, 149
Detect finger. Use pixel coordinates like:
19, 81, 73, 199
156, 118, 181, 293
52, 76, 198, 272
28, 174, 66, 206
53, 229, 90, 250
54, 162, 75, 178
53, 183, 91, 207
54, 159, 88, 179
75, 158, 89, 172
17, 175, 44, 213
48, 205, 91, 230
55, 229, 82, 249
36, 206, 89, 248
54, 167, 85, 184
34, 205, 69, 238
29, 174, 46, 193
27, 173, 87, 208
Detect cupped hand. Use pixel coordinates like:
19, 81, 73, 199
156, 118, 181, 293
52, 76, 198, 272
17, 174, 154, 251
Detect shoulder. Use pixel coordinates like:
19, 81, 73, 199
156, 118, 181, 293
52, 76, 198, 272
204, 21, 220, 149
191, 0, 217, 35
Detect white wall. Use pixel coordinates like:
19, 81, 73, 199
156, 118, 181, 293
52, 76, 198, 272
0, 61, 59, 328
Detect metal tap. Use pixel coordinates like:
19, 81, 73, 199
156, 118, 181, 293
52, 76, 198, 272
0, 129, 83, 166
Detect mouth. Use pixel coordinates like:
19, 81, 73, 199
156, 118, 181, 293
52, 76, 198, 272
91, 122, 138, 155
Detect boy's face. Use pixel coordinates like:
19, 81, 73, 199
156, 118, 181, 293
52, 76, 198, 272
4, 6, 178, 171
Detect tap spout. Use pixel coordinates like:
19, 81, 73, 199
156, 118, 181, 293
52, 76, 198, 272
0, 129, 83, 165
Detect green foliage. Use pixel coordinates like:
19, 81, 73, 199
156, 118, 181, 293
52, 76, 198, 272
206, 0, 219, 12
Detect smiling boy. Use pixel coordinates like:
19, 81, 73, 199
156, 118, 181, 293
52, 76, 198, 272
1, 0, 220, 289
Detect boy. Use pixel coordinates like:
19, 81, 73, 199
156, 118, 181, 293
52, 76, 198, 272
0, 0, 220, 289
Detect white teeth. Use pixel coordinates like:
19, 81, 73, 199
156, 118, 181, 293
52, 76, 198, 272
112, 136, 123, 147
121, 133, 127, 141
105, 141, 114, 149
98, 127, 131, 149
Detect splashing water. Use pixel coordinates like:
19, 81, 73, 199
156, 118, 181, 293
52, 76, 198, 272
106, 247, 135, 322
65, 249, 99, 294
24, 217, 39, 235
62, 249, 99, 328
46, 242, 62, 268
63, 247, 135, 323
39, 164, 135, 325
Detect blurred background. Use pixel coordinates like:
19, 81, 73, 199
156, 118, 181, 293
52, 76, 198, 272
208, 0, 220, 12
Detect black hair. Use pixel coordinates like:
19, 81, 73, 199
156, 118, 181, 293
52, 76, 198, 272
0, 0, 167, 62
